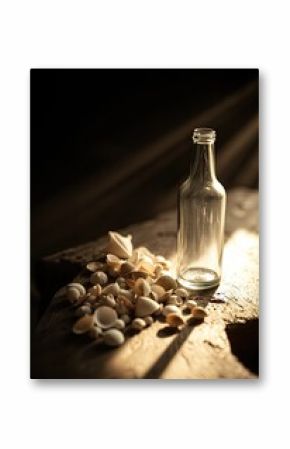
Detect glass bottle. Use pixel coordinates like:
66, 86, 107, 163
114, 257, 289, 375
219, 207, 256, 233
177, 128, 226, 291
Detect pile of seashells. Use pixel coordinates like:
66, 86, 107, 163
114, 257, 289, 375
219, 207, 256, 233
66, 231, 209, 347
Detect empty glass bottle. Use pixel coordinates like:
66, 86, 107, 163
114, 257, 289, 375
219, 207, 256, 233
177, 128, 226, 290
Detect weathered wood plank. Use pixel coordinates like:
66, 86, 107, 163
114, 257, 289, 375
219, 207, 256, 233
32, 188, 259, 379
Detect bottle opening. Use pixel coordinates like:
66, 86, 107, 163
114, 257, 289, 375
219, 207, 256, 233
193, 128, 216, 143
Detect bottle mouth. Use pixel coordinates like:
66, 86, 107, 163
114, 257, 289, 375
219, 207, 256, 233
193, 128, 216, 143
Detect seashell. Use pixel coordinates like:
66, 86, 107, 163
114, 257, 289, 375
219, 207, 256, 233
88, 326, 103, 339
90, 271, 108, 286
101, 293, 116, 308
175, 288, 189, 299
86, 261, 104, 272
134, 278, 151, 297
191, 307, 208, 319
144, 316, 154, 326
185, 299, 198, 309
162, 305, 180, 317
85, 294, 98, 305
131, 318, 146, 331
103, 329, 125, 347
102, 282, 120, 296
74, 304, 92, 317
106, 254, 122, 270
115, 276, 127, 289
66, 283, 86, 302
114, 319, 126, 330
120, 262, 135, 277
166, 313, 185, 327
94, 306, 118, 329
156, 275, 177, 291
88, 284, 102, 296
166, 295, 182, 306
67, 283, 86, 296
119, 289, 134, 300
151, 284, 166, 301
120, 314, 131, 324
135, 296, 159, 317
106, 231, 133, 259
136, 255, 155, 276
72, 314, 94, 334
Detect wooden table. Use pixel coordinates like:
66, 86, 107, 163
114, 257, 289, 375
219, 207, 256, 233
31, 188, 259, 379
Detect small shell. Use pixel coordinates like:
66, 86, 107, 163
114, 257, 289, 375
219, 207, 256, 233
120, 262, 135, 277
166, 295, 182, 306
103, 329, 125, 347
191, 307, 208, 319
166, 313, 185, 327
90, 271, 108, 286
67, 283, 86, 296
120, 313, 131, 324
88, 284, 102, 296
134, 278, 151, 297
84, 294, 97, 305
86, 261, 104, 272
151, 284, 166, 301
185, 299, 198, 309
102, 282, 120, 296
144, 316, 154, 326
131, 318, 146, 331
74, 304, 92, 317
106, 231, 133, 259
175, 288, 189, 299
106, 254, 122, 270
162, 305, 180, 317
94, 306, 118, 329
88, 326, 103, 339
114, 319, 126, 330
156, 275, 177, 291
72, 314, 94, 334
101, 293, 116, 308
135, 296, 159, 317
118, 289, 134, 300
66, 283, 86, 302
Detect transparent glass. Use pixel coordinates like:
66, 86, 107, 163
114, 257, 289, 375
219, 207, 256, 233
177, 128, 226, 290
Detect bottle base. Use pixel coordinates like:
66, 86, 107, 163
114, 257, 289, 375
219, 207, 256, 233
177, 267, 220, 291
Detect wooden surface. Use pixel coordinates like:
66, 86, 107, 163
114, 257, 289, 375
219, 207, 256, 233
31, 188, 259, 379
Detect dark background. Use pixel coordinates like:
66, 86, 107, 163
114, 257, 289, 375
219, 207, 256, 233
31, 69, 258, 322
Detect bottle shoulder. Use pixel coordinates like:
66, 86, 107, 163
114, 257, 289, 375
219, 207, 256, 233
179, 177, 226, 199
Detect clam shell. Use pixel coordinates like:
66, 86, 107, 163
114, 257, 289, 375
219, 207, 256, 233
135, 296, 159, 317
94, 306, 118, 329
156, 275, 177, 291
72, 314, 94, 334
134, 278, 151, 296
162, 305, 180, 317
102, 282, 120, 296
131, 318, 146, 331
90, 271, 108, 286
103, 329, 125, 347
106, 231, 133, 259
166, 313, 185, 327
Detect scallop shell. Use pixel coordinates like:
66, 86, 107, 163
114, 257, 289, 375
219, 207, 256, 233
94, 306, 118, 329
162, 305, 180, 317
156, 275, 177, 291
106, 231, 133, 259
135, 296, 159, 317
134, 278, 151, 296
166, 313, 185, 327
131, 318, 146, 331
102, 282, 120, 296
103, 329, 125, 347
72, 314, 94, 334
90, 271, 108, 286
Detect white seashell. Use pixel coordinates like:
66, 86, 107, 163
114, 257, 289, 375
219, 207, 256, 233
175, 288, 189, 299
114, 319, 126, 330
156, 275, 177, 291
102, 282, 120, 296
134, 278, 151, 296
90, 271, 108, 286
135, 296, 160, 317
101, 294, 116, 308
144, 316, 154, 326
94, 306, 118, 329
67, 283, 86, 296
166, 313, 185, 327
106, 231, 133, 259
166, 295, 182, 306
162, 305, 180, 317
131, 318, 146, 331
106, 254, 122, 270
120, 313, 131, 324
72, 314, 94, 334
67, 286, 82, 302
103, 329, 125, 347
86, 261, 104, 272
74, 304, 92, 317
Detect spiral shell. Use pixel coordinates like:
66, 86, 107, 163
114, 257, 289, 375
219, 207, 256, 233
106, 231, 133, 259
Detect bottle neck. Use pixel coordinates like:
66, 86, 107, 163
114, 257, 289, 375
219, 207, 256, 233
190, 142, 216, 183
